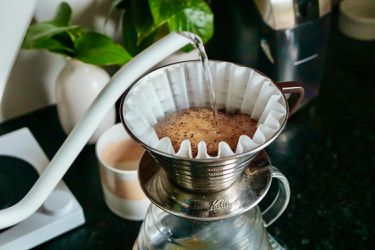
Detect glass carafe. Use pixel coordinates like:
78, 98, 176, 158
135, 204, 272, 250
132, 151, 290, 250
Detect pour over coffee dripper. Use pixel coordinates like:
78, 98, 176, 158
119, 61, 304, 249
120, 60, 303, 193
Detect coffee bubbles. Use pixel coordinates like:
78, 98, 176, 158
154, 107, 257, 157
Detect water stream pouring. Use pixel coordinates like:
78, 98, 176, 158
0, 32, 196, 229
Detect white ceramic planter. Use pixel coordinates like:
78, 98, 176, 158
56, 59, 116, 144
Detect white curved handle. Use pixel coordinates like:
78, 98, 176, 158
0, 32, 193, 229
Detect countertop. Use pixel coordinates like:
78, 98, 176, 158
0, 10, 374, 250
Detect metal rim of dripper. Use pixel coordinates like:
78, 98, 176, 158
119, 60, 290, 163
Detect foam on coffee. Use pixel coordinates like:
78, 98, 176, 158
154, 107, 257, 156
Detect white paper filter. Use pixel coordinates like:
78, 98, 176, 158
123, 61, 287, 159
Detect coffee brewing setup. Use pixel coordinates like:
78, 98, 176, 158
121, 58, 303, 249
0, 32, 303, 249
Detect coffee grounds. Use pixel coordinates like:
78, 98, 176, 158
153, 107, 257, 156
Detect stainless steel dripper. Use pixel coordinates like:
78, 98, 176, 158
120, 61, 304, 193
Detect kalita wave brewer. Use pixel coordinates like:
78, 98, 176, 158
120, 58, 303, 248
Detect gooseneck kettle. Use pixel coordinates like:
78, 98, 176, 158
0, 32, 195, 229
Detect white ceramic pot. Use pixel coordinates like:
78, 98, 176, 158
56, 59, 116, 144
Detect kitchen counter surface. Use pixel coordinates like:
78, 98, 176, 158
0, 10, 374, 250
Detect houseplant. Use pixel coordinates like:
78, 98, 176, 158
114, 0, 214, 56
22, 2, 132, 143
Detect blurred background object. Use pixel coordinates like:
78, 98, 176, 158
207, 0, 332, 107
339, 0, 375, 41
205, 0, 262, 67
258, 0, 332, 105
0, 0, 39, 121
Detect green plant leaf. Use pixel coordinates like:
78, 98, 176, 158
131, 0, 155, 44
121, 0, 155, 50
131, 0, 189, 44
122, 7, 159, 56
75, 32, 132, 66
29, 37, 73, 54
167, 2, 213, 44
21, 2, 78, 51
22, 2, 129, 66
148, 0, 214, 42
122, 7, 142, 55
51, 2, 72, 26
148, 0, 194, 24
22, 23, 79, 49
122, 0, 213, 54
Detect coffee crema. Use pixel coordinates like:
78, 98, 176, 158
154, 107, 257, 156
